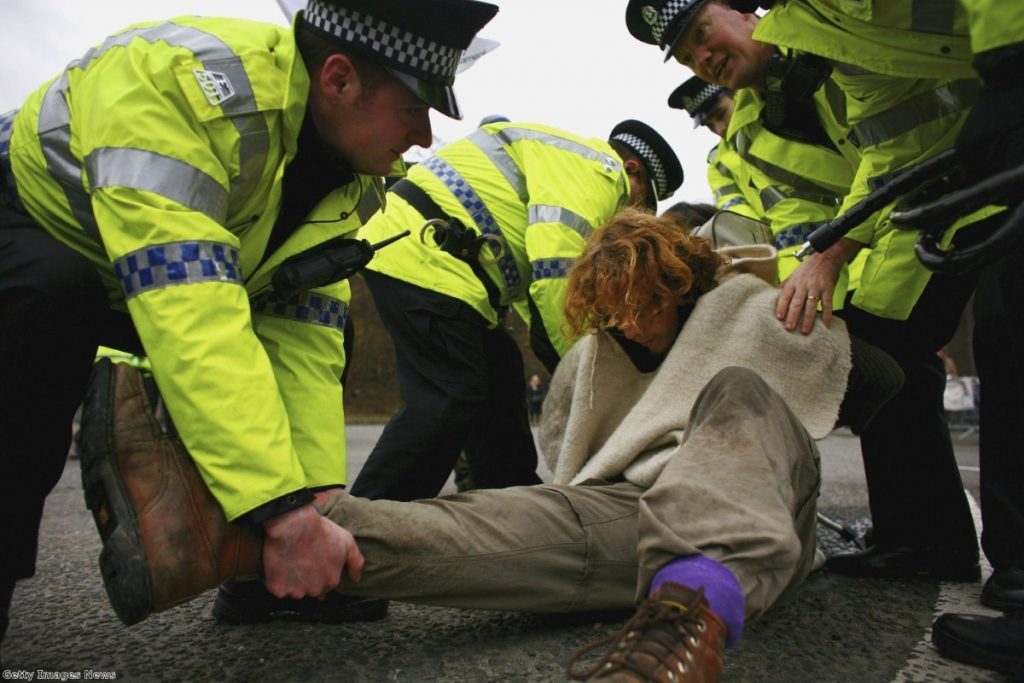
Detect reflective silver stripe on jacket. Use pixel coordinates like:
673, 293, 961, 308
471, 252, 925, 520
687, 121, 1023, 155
733, 130, 845, 198
760, 185, 842, 211
720, 197, 746, 211
85, 148, 229, 224
849, 79, 979, 148
251, 290, 349, 331
34, 21, 270, 247
531, 257, 574, 281
420, 154, 522, 291
911, 0, 956, 35
714, 183, 741, 200
528, 204, 594, 240
113, 240, 242, 300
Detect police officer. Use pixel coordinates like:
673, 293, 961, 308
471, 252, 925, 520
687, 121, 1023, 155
348, 119, 683, 502
627, 0, 999, 584
670, 76, 761, 219
668, 74, 859, 290
0, 0, 497, 648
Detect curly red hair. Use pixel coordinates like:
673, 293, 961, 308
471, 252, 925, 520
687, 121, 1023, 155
564, 209, 725, 337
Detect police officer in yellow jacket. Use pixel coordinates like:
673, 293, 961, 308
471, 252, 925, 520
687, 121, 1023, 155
670, 77, 761, 219
348, 120, 683, 501
669, 75, 856, 290
0, 0, 497, 644
627, 0, 1000, 583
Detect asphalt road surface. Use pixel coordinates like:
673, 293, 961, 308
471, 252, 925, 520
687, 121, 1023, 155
3, 424, 1003, 682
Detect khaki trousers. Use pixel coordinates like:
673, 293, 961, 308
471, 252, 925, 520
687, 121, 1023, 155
321, 367, 821, 619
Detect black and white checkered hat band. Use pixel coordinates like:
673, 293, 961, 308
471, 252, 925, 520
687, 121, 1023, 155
687, 83, 723, 112
613, 132, 668, 199
304, 0, 462, 83
645, 0, 691, 45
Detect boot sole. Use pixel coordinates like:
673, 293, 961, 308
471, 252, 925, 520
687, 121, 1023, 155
80, 359, 153, 626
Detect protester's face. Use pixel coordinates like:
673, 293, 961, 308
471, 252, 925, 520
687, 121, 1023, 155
618, 295, 680, 357
671, 3, 772, 90
314, 58, 434, 176
704, 93, 734, 138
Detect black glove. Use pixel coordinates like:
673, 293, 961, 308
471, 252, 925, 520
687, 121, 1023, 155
955, 42, 1024, 180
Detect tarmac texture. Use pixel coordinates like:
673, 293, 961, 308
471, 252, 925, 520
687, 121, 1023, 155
2, 426, 1005, 682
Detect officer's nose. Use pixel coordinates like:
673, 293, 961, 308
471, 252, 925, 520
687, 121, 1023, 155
409, 110, 433, 150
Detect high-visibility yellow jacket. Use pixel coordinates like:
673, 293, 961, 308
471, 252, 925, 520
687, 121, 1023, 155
756, 3, 1001, 319
959, 0, 1024, 54
5, 16, 382, 520
725, 87, 857, 286
362, 122, 630, 357
706, 142, 761, 220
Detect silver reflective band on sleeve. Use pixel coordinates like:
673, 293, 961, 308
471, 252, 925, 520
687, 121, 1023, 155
531, 257, 574, 280
113, 240, 242, 300
251, 290, 349, 331
86, 148, 229, 224
911, 0, 956, 35
715, 184, 741, 200
850, 79, 979, 148
720, 198, 746, 211
420, 154, 522, 291
34, 20, 269, 247
759, 185, 842, 211
733, 131, 847, 199
528, 205, 594, 240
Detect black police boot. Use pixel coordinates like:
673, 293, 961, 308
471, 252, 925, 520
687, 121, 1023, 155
825, 545, 980, 582
982, 567, 1024, 612
212, 579, 389, 625
932, 611, 1024, 676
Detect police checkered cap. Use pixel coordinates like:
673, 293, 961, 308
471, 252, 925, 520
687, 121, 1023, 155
667, 76, 727, 126
687, 83, 724, 112
626, 0, 709, 60
609, 120, 684, 202
304, 0, 462, 83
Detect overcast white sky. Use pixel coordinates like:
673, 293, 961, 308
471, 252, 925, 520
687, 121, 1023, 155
0, 0, 717, 209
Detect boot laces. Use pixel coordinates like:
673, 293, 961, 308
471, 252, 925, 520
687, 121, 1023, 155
565, 588, 709, 681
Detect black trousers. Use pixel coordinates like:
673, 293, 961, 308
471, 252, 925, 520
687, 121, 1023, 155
973, 236, 1024, 569
0, 207, 141, 588
350, 270, 541, 501
837, 215, 999, 557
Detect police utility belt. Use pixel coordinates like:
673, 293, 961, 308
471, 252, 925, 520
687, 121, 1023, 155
388, 178, 505, 312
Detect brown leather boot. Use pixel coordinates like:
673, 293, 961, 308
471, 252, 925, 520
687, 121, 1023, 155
565, 582, 726, 682
79, 359, 262, 625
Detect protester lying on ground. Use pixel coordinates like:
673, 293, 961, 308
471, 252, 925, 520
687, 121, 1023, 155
80, 208, 902, 682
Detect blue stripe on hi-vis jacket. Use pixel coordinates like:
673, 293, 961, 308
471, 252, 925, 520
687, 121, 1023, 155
531, 257, 574, 280
113, 241, 242, 299
773, 223, 822, 250
251, 291, 349, 331
422, 155, 522, 291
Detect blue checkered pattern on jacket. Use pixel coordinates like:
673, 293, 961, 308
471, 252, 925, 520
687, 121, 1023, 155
113, 241, 242, 299
531, 257, 574, 280
251, 290, 348, 331
422, 155, 521, 291
774, 223, 821, 250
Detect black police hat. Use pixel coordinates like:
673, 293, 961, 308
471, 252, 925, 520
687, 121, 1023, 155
609, 120, 684, 209
300, 0, 499, 119
625, 0, 711, 62
668, 76, 728, 128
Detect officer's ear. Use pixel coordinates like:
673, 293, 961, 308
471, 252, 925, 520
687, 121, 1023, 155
318, 53, 362, 105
